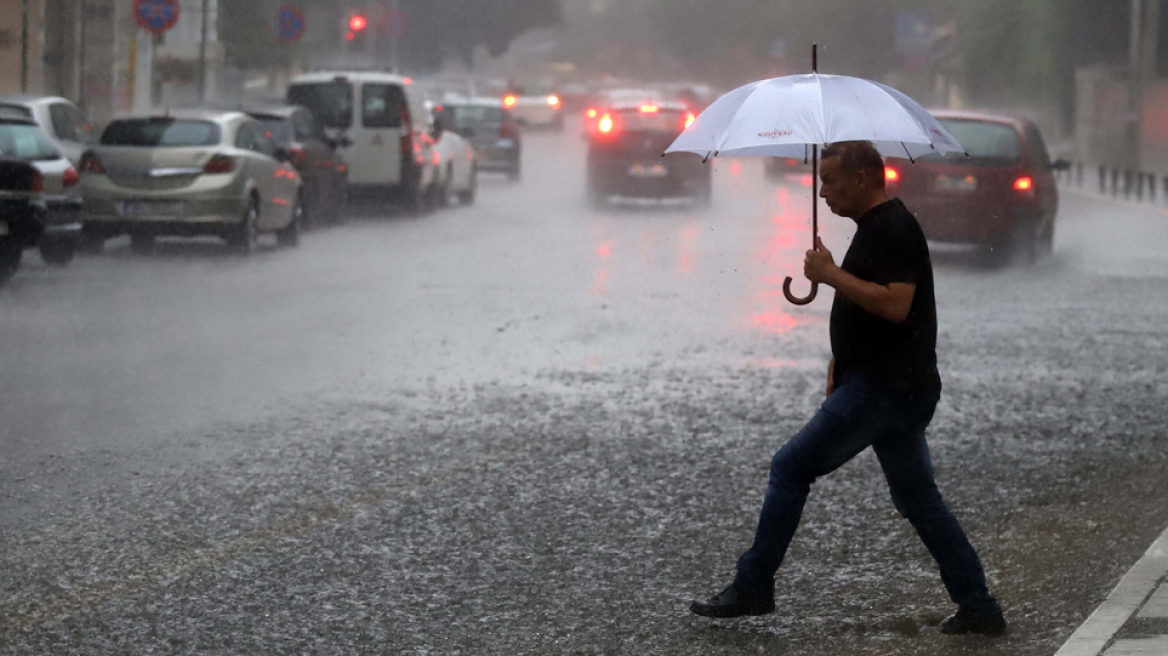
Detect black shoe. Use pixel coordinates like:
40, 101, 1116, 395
940, 608, 1007, 635
690, 584, 775, 618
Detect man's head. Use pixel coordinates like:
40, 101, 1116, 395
819, 140, 889, 220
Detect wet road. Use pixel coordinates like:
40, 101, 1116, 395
2, 124, 1168, 655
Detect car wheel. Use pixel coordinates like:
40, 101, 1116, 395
399, 168, 428, 217
277, 196, 302, 248
457, 164, 478, 205
39, 237, 77, 267
0, 248, 21, 286
228, 200, 260, 254
129, 232, 155, 255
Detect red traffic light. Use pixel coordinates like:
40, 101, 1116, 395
349, 14, 368, 32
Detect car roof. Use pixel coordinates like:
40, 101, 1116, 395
243, 104, 302, 119
292, 71, 410, 85
436, 97, 504, 108
0, 95, 72, 108
0, 107, 37, 124
930, 109, 1029, 130
109, 109, 248, 124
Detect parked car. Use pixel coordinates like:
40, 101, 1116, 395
0, 108, 81, 266
586, 100, 706, 207
425, 101, 478, 205
0, 157, 48, 285
502, 84, 563, 130
287, 72, 439, 213
246, 104, 348, 227
433, 97, 519, 182
885, 110, 1070, 263
0, 95, 97, 165
79, 109, 303, 254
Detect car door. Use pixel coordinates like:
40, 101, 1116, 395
235, 121, 293, 230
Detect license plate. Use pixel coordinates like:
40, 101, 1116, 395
121, 201, 183, 217
934, 174, 977, 192
628, 164, 668, 178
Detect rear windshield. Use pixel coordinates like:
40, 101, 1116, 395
101, 120, 221, 147
255, 117, 295, 147
288, 82, 353, 130
614, 109, 686, 133
0, 122, 61, 161
445, 106, 506, 129
362, 84, 407, 129
0, 104, 34, 119
922, 119, 1021, 165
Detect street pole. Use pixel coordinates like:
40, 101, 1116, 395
390, 0, 399, 75
198, 0, 209, 103
1128, 0, 1144, 170
20, 0, 28, 92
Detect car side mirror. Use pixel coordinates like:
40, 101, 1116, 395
1051, 158, 1072, 172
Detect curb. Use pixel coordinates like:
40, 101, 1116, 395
1053, 523, 1168, 656
1057, 183, 1168, 216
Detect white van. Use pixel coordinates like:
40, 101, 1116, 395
287, 72, 437, 210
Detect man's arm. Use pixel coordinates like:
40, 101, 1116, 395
826, 357, 835, 398
805, 237, 916, 324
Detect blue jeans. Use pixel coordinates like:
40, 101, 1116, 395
734, 376, 1001, 616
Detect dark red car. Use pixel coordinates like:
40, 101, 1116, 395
885, 111, 1069, 263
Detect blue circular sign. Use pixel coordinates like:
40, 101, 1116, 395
276, 5, 307, 44
135, 0, 180, 35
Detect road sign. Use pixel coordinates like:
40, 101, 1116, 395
382, 10, 409, 39
134, 0, 180, 35
276, 5, 307, 44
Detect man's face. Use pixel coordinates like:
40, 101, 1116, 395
819, 156, 868, 219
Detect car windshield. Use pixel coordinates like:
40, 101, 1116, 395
446, 106, 506, 130
101, 119, 221, 147
614, 108, 685, 133
920, 119, 1021, 165
255, 117, 295, 147
0, 122, 61, 161
288, 82, 353, 130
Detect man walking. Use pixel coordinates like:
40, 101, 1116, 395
690, 141, 1006, 635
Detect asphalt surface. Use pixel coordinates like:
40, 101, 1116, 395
1, 124, 1167, 655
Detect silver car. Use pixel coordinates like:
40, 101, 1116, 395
0, 95, 97, 166
80, 110, 303, 254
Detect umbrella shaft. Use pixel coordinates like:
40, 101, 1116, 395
812, 144, 818, 247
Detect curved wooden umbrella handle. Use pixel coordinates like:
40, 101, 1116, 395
782, 277, 819, 306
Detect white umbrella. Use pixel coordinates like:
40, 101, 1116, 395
665, 45, 965, 305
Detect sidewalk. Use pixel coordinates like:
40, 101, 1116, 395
1054, 524, 1168, 656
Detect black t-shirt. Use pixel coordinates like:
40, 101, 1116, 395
829, 198, 942, 394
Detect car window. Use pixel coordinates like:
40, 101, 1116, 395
363, 84, 406, 129
288, 82, 353, 129
101, 119, 222, 147
613, 108, 687, 133
66, 105, 96, 144
1026, 125, 1052, 169
0, 104, 34, 119
448, 106, 506, 130
291, 110, 318, 141
0, 122, 62, 161
256, 117, 295, 147
49, 103, 77, 141
235, 122, 276, 157
931, 119, 1021, 164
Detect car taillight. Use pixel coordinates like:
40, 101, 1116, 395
684, 112, 696, 129
784, 158, 800, 167
598, 114, 615, 134
62, 167, 80, 188
503, 95, 517, 108
203, 155, 237, 174
586, 108, 598, 119
639, 104, 660, 114
1013, 176, 1033, 191
30, 170, 43, 193
79, 152, 105, 174
547, 95, 561, 107
401, 130, 414, 155
885, 167, 900, 183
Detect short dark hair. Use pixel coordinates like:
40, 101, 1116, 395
821, 140, 885, 188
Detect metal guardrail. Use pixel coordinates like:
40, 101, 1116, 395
1056, 162, 1168, 204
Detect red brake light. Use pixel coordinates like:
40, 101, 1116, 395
29, 170, 43, 193
1013, 176, 1033, 191
79, 152, 105, 174
639, 104, 660, 114
598, 114, 614, 134
349, 15, 368, 32
203, 155, 237, 174
547, 95, 561, 107
62, 167, 80, 188
884, 167, 900, 183
684, 112, 696, 129
503, 95, 517, 108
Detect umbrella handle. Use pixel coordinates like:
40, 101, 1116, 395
782, 277, 819, 306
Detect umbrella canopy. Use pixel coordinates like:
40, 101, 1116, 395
665, 73, 966, 161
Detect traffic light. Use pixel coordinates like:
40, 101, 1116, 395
347, 13, 368, 42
